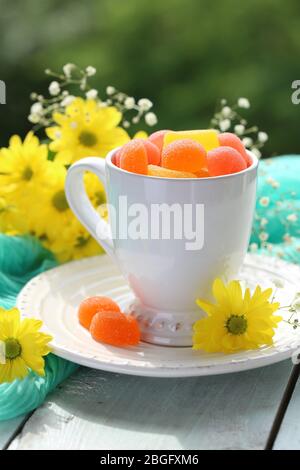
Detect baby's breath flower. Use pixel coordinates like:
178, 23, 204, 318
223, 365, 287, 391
86, 89, 98, 100
266, 176, 280, 189
219, 119, 231, 131
124, 97, 135, 109
123, 120, 130, 128
259, 231, 269, 242
221, 106, 232, 117
106, 86, 115, 95
86, 66, 96, 76
138, 98, 153, 111
249, 242, 258, 252
145, 112, 157, 126
234, 124, 245, 135
61, 95, 75, 107
63, 63, 75, 78
283, 233, 293, 244
28, 114, 40, 124
259, 196, 270, 207
238, 97, 250, 109
242, 137, 253, 148
252, 148, 262, 158
287, 213, 298, 222
260, 217, 268, 226
132, 116, 139, 124
30, 102, 43, 115
49, 81, 60, 96
258, 131, 268, 143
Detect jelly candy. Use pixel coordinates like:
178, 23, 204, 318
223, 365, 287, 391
141, 139, 161, 165
148, 130, 170, 152
207, 146, 247, 176
194, 168, 210, 178
218, 132, 252, 167
90, 311, 141, 346
119, 140, 148, 175
161, 139, 207, 173
78, 296, 121, 330
164, 129, 219, 151
148, 164, 196, 178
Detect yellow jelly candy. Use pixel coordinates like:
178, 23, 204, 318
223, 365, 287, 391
148, 165, 195, 178
163, 129, 219, 151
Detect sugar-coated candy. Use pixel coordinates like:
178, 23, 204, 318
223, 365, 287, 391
78, 296, 121, 330
207, 146, 247, 176
141, 139, 161, 165
161, 139, 207, 173
218, 132, 252, 167
114, 149, 121, 167
148, 130, 170, 152
90, 311, 140, 346
119, 140, 148, 175
194, 168, 210, 178
164, 129, 219, 151
148, 164, 196, 178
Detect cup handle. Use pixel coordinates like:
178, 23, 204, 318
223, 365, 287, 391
65, 157, 115, 259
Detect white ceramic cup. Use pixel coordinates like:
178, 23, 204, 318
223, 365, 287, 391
65, 149, 258, 346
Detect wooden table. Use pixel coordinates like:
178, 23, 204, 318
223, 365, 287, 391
1, 359, 299, 450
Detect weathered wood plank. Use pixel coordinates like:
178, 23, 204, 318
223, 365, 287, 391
9, 361, 293, 450
0, 415, 27, 449
273, 365, 300, 450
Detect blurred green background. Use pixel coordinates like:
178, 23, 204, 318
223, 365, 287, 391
0, 0, 299, 155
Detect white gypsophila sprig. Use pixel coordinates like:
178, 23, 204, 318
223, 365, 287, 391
29, 64, 158, 133
210, 97, 268, 158
102, 86, 157, 129
29, 64, 100, 129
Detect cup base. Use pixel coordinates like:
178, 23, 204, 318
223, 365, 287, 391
127, 299, 203, 347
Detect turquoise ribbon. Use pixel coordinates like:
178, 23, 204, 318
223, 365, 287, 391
0, 235, 77, 421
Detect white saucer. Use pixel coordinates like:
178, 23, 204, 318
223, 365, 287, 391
17, 253, 300, 377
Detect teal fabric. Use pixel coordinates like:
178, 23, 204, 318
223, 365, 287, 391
0, 155, 299, 421
0, 235, 77, 421
251, 155, 300, 264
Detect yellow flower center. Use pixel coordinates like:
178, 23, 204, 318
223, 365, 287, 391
75, 236, 89, 247
226, 315, 248, 335
52, 190, 69, 212
5, 338, 22, 359
22, 166, 34, 181
79, 131, 98, 147
95, 191, 106, 206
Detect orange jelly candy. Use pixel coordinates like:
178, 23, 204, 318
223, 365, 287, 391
148, 129, 170, 152
207, 146, 247, 176
90, 311, 141, 347
194, 168, 210, 178
142, 140, 161, 165
161, 139, 207, 173
78, 296, 121, 330
148, 165, 195, 178
218, 132, 252, 167
119, 140, 148, 175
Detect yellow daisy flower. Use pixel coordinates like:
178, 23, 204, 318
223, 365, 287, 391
193, 278, 282, 354
45, 218, 103, 263
0, 132, 52, 209
0, 307, 52, 384
31, 163, 105, 240
46, 98, 130, 164
0, 198, 29, 234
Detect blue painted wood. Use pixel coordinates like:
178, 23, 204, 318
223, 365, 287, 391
0, 415, 27, 449
8, 360, 294, 450
273, 366, 300, 449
